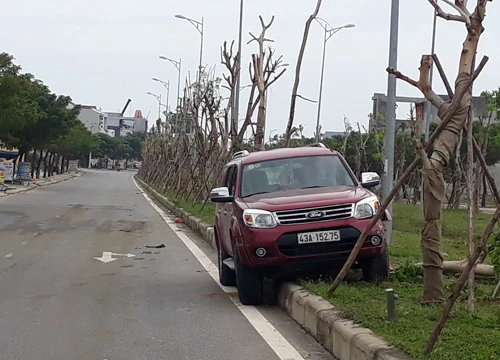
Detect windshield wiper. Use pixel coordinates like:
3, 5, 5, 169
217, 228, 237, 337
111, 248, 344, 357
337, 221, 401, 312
243, 191, 271, 197
300, 185, 327, 189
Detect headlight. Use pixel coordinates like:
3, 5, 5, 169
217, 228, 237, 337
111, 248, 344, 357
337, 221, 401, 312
243, 209, 277, 228
354, 195, 380, 219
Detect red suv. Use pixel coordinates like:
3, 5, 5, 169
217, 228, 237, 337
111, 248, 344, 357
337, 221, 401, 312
210, 144, 389, 305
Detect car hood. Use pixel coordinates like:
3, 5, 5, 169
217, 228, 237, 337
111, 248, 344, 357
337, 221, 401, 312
241, 186, 374, 212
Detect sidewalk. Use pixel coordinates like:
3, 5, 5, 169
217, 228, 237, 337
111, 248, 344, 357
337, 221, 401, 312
0, 171, 80, 197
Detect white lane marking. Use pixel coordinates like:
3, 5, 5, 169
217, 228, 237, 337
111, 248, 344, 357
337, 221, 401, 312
94, 251, 136, 263
132, 177, 304, 360
4, 253, 13, 258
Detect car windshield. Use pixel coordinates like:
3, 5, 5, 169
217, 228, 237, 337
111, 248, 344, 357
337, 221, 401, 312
240, 154, 356, 197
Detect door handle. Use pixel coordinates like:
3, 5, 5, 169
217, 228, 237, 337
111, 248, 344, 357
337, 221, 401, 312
223, 210, 227, 215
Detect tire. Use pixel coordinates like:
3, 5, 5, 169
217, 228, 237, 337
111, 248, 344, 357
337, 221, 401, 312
362, 245, 389, 283
234, 246, 263, 305
217, 237, 236, 286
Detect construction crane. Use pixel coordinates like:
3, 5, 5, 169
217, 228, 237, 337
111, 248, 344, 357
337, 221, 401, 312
120, 99, 132, 117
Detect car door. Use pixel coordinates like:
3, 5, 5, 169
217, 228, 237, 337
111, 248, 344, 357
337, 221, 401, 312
221, 165, 237, 255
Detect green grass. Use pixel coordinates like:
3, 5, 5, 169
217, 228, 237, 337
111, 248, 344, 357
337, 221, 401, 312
302, 203, 499, 359
390, 203, 494, 266
303, 278, 500, 360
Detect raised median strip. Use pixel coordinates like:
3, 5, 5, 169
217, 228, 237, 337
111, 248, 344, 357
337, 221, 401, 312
134, 175, 414, 360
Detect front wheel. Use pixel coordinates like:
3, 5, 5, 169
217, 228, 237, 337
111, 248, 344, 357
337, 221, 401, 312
234, 246, 263, 305
361, 245, 389, 283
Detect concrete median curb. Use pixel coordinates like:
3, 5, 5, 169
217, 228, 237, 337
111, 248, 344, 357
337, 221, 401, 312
135, 176, 414, 360
1, 172, 79, 197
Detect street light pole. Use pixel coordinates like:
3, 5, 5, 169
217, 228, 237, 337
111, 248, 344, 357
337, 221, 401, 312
233, 0, 244, 145
175, 14, 204, 84
159, 57, 182, 110
314, 19, 355, 143
153, 78, 170, 115
147, 92, 162, 121
382, 0, 399, 245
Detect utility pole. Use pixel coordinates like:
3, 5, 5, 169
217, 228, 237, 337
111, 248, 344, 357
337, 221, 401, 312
232, 0, 244, 147
383, 0, 399, 245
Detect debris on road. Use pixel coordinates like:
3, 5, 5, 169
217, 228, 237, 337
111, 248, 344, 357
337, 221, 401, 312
145, 244, 165, 249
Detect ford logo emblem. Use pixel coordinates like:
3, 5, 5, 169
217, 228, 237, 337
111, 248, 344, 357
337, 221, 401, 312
306, 211, 326, 219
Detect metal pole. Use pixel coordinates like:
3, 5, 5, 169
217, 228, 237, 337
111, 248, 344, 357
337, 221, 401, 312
166, 81, 170, 116
315, 28, 328, 143
177, 58, 182, 110
233, 0, 244, 144
158, 93, 162, 121
383, 0, 399, 245
199, 17, 204, 84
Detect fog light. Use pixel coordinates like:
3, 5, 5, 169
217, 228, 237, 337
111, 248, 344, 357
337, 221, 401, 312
255, 247, 267, 257
370, 236, 382, 246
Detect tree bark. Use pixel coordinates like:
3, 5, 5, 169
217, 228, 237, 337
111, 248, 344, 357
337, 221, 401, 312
481, 172, 487, 207
284, 0, 322, 147
42, 151, 50, 178
60, 156, 65, 174
30, 149, 37, 178
36, 149, 44, 179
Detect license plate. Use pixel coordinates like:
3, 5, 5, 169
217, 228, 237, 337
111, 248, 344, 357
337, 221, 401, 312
297, 230, 341, 244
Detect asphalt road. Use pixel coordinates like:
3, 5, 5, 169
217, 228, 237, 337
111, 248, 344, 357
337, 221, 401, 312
0, 170, 335, 360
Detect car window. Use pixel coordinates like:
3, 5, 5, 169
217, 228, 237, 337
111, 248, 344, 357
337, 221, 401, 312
240, 155, 355, 197
224, 165, 237, 195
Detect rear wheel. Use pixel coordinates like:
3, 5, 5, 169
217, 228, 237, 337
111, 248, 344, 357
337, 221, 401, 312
217, 238, 236, 286
362, 245, 389, 283
234, 246, 263, 305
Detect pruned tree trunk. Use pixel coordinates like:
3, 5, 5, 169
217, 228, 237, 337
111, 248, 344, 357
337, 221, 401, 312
31, 149, 37, 178
36, 149, 44, 179
284, 0, 322, 147
42, 150, 50, 178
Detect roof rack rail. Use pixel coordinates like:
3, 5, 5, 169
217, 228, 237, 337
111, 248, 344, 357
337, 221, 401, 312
305, 142, 328, 148
233, 150, 250, 159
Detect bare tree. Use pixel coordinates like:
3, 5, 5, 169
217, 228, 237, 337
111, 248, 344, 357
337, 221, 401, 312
248, 16, 287, 151
221, 40, 239, 149
284, 0, 323, 147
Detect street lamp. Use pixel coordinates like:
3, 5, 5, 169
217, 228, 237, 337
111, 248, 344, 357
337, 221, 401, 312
147, 91, 162, 121
152, 77, 170, 116
175, 14, 204, 84
314, 18, 355, 142
233, 0, 244, 140
159, 56, 182, 110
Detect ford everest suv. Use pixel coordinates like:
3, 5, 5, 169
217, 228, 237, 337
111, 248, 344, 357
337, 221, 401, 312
210, 144, 389, 305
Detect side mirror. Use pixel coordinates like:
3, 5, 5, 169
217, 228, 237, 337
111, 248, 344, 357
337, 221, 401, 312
210, 187, 234, 203
361, 172, 380, 188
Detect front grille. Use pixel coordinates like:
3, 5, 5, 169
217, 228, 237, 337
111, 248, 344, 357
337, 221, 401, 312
274, 204, 354, 225
276, 227, 371, 257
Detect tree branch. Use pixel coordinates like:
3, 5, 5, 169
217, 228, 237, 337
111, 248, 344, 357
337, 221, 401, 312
427, 0, 468, 23
387, 55, 445, 109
